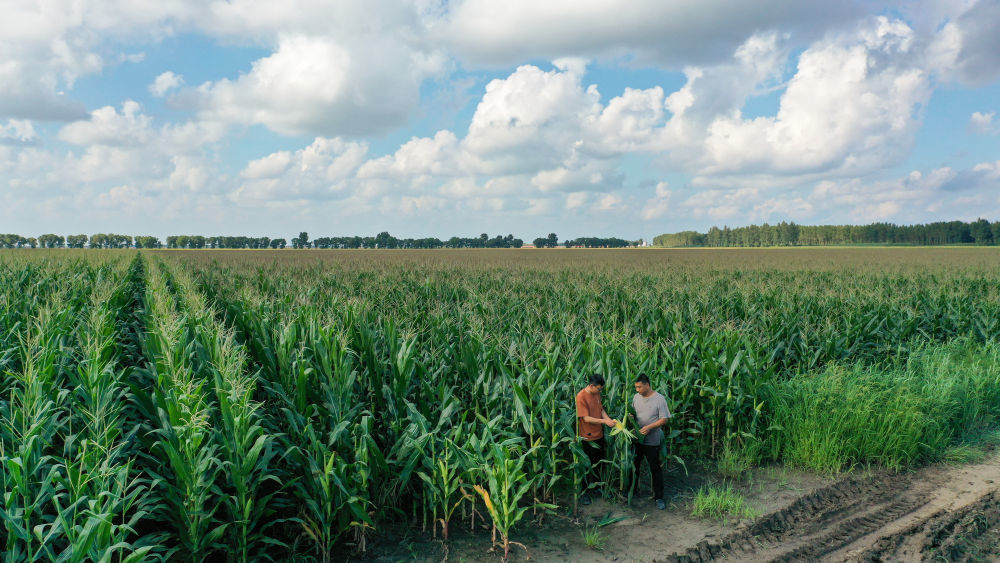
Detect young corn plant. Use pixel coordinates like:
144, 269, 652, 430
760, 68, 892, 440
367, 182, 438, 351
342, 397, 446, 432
292, 422, 373, 563
416, 437, 467, 542
473, 444, 556, 562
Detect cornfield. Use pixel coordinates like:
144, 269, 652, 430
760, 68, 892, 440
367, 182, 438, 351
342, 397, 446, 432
1, 247, 999, 560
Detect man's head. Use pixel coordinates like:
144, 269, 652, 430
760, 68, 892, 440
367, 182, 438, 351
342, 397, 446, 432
635, 373, 652, 396
587, 373, 606, 393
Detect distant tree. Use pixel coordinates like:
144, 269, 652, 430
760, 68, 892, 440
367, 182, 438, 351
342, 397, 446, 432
971, 218, 993, 245
546, 233, 558, 248
26, 237, 37, 248
66, 234, 88, 248
532, 237, 547, 248
374, 231, 396, 249
37, 234, 64, 248
291, 232, 310, 249
270, 238, 287, 249
135, 236, 161, 248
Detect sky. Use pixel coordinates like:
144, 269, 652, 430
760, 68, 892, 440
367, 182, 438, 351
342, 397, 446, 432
1, 0, 1000, 242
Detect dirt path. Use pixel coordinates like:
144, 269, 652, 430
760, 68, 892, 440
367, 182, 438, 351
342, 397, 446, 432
663, 453, 1000, 562
364, 453, 1000, 562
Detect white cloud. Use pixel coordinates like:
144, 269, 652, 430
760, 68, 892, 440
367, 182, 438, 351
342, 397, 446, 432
0, 120, 39, 145
462, 60, 601, 174
690, 18, 930, 178
640, 182, 672, 220
928, 0, 1000, 86
150, 71, 184, 97
358, 131, 462, 180
969, 111, 996, 134
234, 137, 368, 201
59, 100, 153, 146
190, 34, 445, 136
241, 151, 292, 179
594, 193, 624, 212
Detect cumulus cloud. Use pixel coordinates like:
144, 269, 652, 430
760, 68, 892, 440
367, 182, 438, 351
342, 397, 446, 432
59, 100, 153, 146
189, 34, 444, 136
234, 137, 368, 201
149, 71, 184, 97
969, 111, 996, 134
686, 18, 930, 180
0, 120, 39, 145
462, 59, 602, 174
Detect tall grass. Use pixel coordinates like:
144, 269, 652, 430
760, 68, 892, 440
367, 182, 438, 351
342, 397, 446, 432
768, 339, 1000, 472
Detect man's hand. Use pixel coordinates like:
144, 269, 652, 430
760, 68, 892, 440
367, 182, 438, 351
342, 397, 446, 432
603, 418, 617, 427
639, 425, 650, 436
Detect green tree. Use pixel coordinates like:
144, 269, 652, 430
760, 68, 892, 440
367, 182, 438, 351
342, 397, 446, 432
292, 232, 310, 249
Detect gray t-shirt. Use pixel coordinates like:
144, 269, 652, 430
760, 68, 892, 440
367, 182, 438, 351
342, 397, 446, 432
632, 391, 672, 446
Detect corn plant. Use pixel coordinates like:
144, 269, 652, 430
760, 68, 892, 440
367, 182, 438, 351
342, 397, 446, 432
473, 444, 556, 561
416, 437, 467, 541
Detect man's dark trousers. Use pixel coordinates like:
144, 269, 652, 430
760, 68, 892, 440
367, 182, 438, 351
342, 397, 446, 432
581, 437, 605, 491
630, 443, 664, 500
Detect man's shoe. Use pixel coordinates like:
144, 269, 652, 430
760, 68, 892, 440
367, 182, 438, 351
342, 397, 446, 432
655, 498, 666, 510
580, 494, 592, 506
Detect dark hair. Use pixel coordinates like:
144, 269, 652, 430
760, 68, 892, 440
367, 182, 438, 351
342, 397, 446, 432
589, 374, 606, 386
635, 373, 650, 385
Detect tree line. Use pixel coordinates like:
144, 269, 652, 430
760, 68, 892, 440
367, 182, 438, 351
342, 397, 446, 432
0, 231, 537, 249
301, 232, 526, 249
0, 233, 162, 249
653, 219, 1000, 247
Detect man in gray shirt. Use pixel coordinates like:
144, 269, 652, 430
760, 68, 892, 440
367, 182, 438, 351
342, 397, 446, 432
630, 373, 672, 509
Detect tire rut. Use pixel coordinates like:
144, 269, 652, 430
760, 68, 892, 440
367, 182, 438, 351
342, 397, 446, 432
856, 490, 1000, 562
659, 471, 935, 562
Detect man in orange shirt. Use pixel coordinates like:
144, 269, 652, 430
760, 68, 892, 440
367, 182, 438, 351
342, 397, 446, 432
576, 374, 616, 506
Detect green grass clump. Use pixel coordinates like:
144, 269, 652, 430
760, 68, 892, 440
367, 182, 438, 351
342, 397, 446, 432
581, 526, 606, 551
691, 484, 760, 520
768, 340, 1000, 472
717, 437, 762, 479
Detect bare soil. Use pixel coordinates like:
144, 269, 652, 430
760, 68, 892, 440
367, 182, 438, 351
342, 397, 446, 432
357, 453, 1000, 563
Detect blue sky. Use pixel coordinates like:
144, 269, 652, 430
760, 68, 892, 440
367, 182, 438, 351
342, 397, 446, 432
1, 0, 999, 241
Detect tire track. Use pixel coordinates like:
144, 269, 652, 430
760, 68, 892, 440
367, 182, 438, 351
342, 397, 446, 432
856, 490, 1000, 562
660, 453, 1000, 563
660, 471, 937, 562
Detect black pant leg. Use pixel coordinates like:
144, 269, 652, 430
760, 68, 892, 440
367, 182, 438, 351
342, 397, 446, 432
645, 444, 664, 500
581, 438, 605, 492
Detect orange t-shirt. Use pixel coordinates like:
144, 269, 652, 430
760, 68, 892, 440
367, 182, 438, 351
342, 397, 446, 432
576, 388, 605, 441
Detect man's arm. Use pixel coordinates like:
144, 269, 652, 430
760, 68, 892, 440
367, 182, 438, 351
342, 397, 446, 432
578, 395, 614, 426
639, 417, 668, 435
